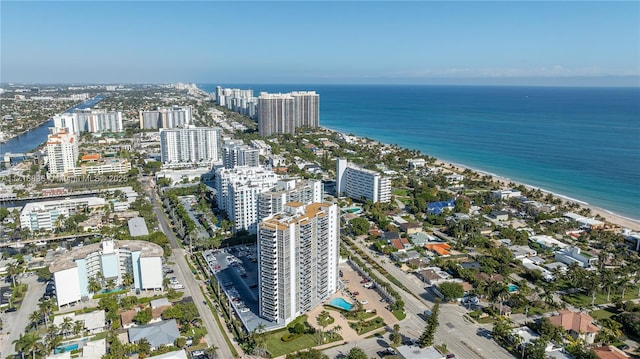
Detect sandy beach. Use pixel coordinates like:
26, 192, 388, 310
434, 160, 640, 232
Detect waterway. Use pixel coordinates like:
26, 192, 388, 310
0, 95, 107, 157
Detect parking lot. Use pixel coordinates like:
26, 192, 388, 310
203, 246, 277, 332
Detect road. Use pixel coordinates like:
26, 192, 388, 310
0, 275, 45, 356
349, 237, 514, 359
145, 179, 234, 359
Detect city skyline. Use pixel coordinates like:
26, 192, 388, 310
1, 1, 638, 86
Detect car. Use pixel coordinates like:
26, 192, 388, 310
239, 307, 250, 313
232, 297, 240, 302
360, 300, 368, 305
352, 291, 359, 296
617, 344, 630, 350
360, 279, 370, 284
446, 354, 456, 358
4, 307, 17, 313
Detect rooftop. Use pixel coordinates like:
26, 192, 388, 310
549, 310, 599, 334
49, 240, 163, 273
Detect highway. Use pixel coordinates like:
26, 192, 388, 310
349, 237, 514, 359
144, 178, 234, 359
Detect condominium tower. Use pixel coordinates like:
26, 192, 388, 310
140, 106, 192, 129
336, 158, 391, 203
257, 91, 319, 136
222, 140, 261, 169
159, 126, 222, 165
53, 109, 124, 134
214, 166, 280, 233
258, 202, 339, 325
46, 127, 79, 176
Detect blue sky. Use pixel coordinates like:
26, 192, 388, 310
1, 1, 639, 86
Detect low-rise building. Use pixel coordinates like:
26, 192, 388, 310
548, 310, 599, 344
53, 310, 106, 334
127, 319, 180, 349
555, 246, 598, 269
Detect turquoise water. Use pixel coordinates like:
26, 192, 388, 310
99, 286, 125, 294
55, 343, 79, 354
329, 297, 354, 311
200, 84, 640, 220
342, 207, 362, 214
508, 284, 519, 293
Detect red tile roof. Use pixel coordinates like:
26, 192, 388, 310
549, 310, 599, 334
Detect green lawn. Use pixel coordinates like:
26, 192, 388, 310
563, 289, 639, 308
265, 329, 321, 357
392, 310, 406, 320
392, 188, 409, 196
349, 317, 386, 335
590, 309, 618, 321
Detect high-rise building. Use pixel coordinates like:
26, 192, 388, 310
54, 109, 123, 134
258, 178, 323, 220
139, 106, 192, 129
258, 202, 339, 324
336, 158, 391, 203
214, 166, 280, 233
257, 91, 319, 136
222, 140, 261, 169
46, 127, 79, 176
159, 126, 222, 165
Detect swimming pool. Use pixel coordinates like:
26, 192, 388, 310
508, 284, 519, 292
329, 297, 354, 311
341, 207, 362, 214
55, 343, 79, 354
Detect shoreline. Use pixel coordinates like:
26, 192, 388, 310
320, 125, 640, 232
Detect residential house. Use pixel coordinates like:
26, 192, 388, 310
399, 222, 423, 235
592, 346, 630, 359
548, 310, 599, 344
489, 210, 510, 221
390, 250, 421, 263
128, 319, 181, 349
410, 232, 438, 247
510, 245, 537, 259
555, 247, 598, 269
417, 268, 452, 286
425, 243, 451, 257
53, 310, 106, 335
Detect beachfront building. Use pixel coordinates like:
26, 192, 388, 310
139, 106, 192, 129
222, 139, 260, 169
257, 91, 319, 136
49, 239, 164, 308
336, 158, 391, 203
159, 126, 222, 166
258, 178, 323, 219
215, 86, 258, 118
20, 197, 106, 232
492, 189, 523, 200
46, 127, 79, 176
214, 166, 280, 233
257, 202, 339, 325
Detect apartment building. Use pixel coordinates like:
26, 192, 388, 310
20, 197, 106, 231
214, 166, 280, 233
257, 91, 319, 136
258, 202, 339, 325
139, 106, 192, 129
46, 127, 79, 176
159, 126, 222, 165
222, 140, 260, 169
336, 158, 391, 203
49, 240, 163, 308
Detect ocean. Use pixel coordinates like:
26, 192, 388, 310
200, 84, 640, 220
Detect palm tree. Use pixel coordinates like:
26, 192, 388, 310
88, 275, 102, 293
122, 271, 134, 289
6, 262, 23, 287
45, 334, 63, 355
13, 332, 39, 359
316, 310, 332, 344
205, 344, 219, 359
60, 317, 74, 338
29, 311, 42, 330
38, 298, 55, 328
137, 338, 151, 357
73, 320, 84, 336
